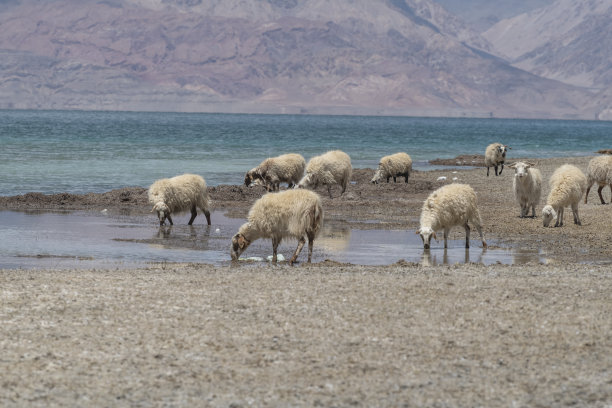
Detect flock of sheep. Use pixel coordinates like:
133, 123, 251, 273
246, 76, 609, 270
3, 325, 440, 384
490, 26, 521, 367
147, 145, 612, 264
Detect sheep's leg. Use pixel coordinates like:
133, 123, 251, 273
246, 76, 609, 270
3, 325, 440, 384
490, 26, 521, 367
307, 233, 315, 263
290, 237, 306, 265
166, 214, 174, 226
271, 237, 280, 264
555, 208, 563, 227
387, 176, 391, 183
530, 204, 536, 218
443, 228, 450, 248
327, 185, 333, 199
572, 203, 581, 225
584, 182, 593, 204
341, 181, 347, 196
494, 165, 499, 176
486, 166, 490, 177
204, 209, 211, 225
464, 223, 470, 248
597, 185, 606, 205
393, 176, 397, 183
404, 173, 409, 183
499, 163, 504, 175
188, 205, 197, 225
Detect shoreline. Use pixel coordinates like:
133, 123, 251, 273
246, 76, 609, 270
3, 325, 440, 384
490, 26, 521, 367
1, 155, 611, 265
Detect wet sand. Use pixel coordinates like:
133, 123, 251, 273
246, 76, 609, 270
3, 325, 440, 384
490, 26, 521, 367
1, 155, 612, 406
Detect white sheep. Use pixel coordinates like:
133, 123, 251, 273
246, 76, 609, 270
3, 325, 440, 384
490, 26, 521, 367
542, 164, 587, 227
416, 183, 487, 249
244, 153, 306, 192
148, 173, 211, 226
371, 152, 413, 184
230, 189, 323, 265
584, 155, 612, 204
509, 162, 542, 218
485, 143, 508, 176
297, 150, 352, 199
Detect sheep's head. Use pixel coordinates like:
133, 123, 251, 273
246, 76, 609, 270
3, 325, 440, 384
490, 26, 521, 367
416, 227, 437, 250
510, 162, 533, 179
371, 169, 383, 184
230, 232, 251, 261
297, 173, 314, 189
152, 202, 170, 226
498, 145, 508, 158
542, 205, 557, 227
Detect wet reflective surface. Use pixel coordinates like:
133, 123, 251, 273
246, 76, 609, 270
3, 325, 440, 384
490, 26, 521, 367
0, 210, 550, 269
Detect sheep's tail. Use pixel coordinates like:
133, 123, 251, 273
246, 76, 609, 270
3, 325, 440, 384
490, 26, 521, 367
311, 200, 324, 238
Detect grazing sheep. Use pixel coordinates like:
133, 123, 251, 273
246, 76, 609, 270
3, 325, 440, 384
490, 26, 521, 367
244, 153, 306, 192
148, 173, 211, 226
542, 164, 587, 227
485, 143, 508, 176
298, 150, 352, 199
371, 152, 413, 184
416, 184, 487, 249
230, 189, 323, 265
510, 162, 542, 218
584, 155, 612, 204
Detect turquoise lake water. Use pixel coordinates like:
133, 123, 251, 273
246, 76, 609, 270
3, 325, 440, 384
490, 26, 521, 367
1, 110, 610, 196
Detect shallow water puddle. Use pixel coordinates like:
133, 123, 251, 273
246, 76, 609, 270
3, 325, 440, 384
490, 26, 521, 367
0, 211, 549, 269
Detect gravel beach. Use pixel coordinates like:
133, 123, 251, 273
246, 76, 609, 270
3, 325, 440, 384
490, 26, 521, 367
1, 155, 611, 407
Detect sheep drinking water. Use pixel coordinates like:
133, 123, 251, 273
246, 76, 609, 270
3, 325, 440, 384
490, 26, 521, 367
230, 189, 323, 265
416, 184, 487, 249
148, 173, 211, 226
244, 153, 306, 192
542, 164, 587, 227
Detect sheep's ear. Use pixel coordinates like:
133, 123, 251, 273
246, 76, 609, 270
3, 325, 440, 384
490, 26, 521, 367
526, 162, 537, 167
432, 232, 437, 240
508, 163, 517, 168
415, 229, 420, 235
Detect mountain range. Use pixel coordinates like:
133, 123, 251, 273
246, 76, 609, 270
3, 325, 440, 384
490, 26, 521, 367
0, 0, 610, 119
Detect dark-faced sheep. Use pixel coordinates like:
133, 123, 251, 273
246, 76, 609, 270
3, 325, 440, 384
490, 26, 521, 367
244, 153, 306, 192
485, 143, 508, 177
148, 173, 211, 226
230, 189, 323, 265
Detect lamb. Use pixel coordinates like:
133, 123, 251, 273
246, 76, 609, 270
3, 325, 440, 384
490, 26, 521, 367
244, 153, 306, 192
371, 152, 413, 184
416, 183, 487, 249
230, 189, 323, 265
148, 173, 211, 226
542, 164, 587, 227
509, 162, 542, 218
584, 155, 612, 204
485, 143, 508, 176
297, 150, 352, 199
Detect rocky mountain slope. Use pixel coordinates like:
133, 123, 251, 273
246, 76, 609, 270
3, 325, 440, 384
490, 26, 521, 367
483, 0, 612, 89
0, 0, 607, 118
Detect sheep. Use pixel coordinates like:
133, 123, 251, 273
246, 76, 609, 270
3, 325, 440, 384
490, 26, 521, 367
509, 162, 542, 218
416, 184, 487, 249
297, 150, 352, 199
244, 153, 306, 192
371, 152, 413, 184
584, 155, 612, 204
230, 189, 323, 265
485, 143, 508, 176
148, 173, 211, 226
542, 164, 587, 227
